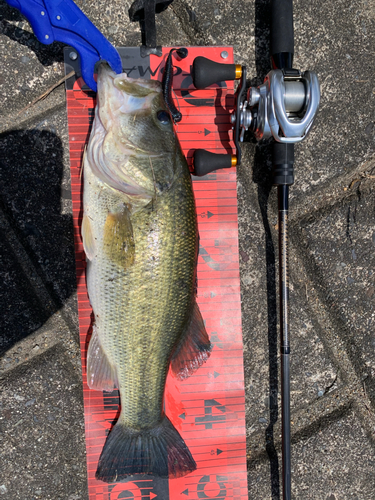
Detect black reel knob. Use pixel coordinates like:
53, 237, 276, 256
193, 150, 236, 177
192, 57, 241, 89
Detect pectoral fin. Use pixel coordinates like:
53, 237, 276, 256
103, 206, 135, 268
171, 301, 212, 380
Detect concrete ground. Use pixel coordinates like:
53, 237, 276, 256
0, 0, 374, 498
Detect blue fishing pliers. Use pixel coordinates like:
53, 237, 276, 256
4, 0, 123, 91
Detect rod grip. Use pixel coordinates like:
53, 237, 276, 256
272, 143, 295, 186
193, 57, 237, 89
193, 150, 233, 176
271, 0, 294, 56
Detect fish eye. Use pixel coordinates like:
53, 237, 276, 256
157, 110, 171, 125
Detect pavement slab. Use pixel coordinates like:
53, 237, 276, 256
0, 224, 48, 355
74, 0, 190, 49
0, 107, 77, 333
0, 0, 375, 498
291, 0, 375, 202
237, 178, 339, 430
0, 343, 87, 499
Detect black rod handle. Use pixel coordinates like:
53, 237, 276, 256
281, 352, 291, 500
272, 142, 295, 186
193, 57, 239, 89
271, 0, 294, 55
271, 0, 294, 69
193, 150, 234, 176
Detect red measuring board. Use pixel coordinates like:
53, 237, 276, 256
65, 46, 247, 500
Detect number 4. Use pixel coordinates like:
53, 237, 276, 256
195, 399, 226, 429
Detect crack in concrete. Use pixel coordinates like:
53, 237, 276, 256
0, 92, 66, 135
170, 0, 208, 46
289, 157, 375, 225
247, 385, 354, 462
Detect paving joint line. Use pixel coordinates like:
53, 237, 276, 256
0, 316, 68, 376
288, 226, 375, 446
289, 157, 375, 225
246, 384, 354, 463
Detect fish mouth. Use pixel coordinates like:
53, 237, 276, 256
97, 63, 162, 118
96, 63, 165, 156
97, 63, 162, 92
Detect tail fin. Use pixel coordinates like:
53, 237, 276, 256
96, 415, 196, 482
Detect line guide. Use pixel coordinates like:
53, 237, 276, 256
65, 46, 248, 500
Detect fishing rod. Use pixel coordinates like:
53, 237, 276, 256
191, 0, 320, 498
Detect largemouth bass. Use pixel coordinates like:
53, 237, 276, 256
82, 64, 211, 483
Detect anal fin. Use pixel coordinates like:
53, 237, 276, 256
171, 301, 212, 380
87, 325, 118, 391
81, 214, 95, 260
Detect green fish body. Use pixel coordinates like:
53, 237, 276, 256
82, 64, 211, 483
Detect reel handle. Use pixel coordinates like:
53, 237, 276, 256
193, 57, 241, 89
193, 150, 236, 177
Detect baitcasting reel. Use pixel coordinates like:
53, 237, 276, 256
191, 57, 320, 176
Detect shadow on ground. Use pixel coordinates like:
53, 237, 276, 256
0, 128, 79, 355
249, 0, 281, 497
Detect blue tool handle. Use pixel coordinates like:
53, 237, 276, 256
5, 0, 54, 43
4, 0, 122, 91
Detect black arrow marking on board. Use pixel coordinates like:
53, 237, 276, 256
214, 371, 220, 378
207, 211, 214, 218
182, 488, 189, 495
217, 448, 223, 455
204, 128, 211, 136
179, 412, 186, 420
